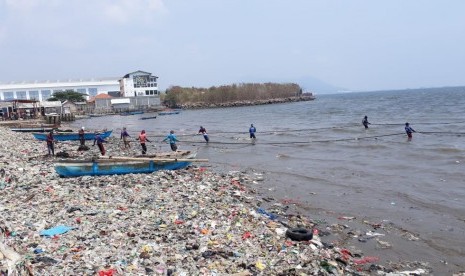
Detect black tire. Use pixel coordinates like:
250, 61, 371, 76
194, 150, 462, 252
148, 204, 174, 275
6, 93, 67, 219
286, 228, 313, 241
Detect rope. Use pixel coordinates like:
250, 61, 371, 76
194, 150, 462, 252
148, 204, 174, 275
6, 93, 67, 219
418, 131, 465, 135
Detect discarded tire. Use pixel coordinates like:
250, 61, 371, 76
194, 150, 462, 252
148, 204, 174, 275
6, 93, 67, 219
286, 228, 313, 241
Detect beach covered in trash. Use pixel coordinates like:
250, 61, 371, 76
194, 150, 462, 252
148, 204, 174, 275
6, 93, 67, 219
0, 127, 444, 275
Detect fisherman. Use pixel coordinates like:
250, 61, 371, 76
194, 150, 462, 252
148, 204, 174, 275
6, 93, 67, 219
163, 130, 180, 151
405, 122, 416, 141
362, 116, 370, 129
249, 124, 257, 140
136, 130, 151, 155
93, 132, 107, 156
120, 127, 131, 149
46, 131, 55, 156
78, 127, 86, 145
198, 126, 209, 143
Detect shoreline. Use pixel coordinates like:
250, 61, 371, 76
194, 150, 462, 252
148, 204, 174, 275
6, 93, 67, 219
175, 95, 316, 110
0, 127, 435, 275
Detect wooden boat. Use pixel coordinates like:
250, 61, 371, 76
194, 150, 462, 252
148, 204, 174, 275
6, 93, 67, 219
54, 152, 205, 177
158, 110, 180, 116
32, 130, 113, 141
139, 116, 157, 120
120, 111, 144, 116
11, 127, 55, 133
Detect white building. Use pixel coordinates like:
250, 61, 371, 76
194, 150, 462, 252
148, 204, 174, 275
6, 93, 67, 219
0, 78, 120, 102
0, 70, 159, 102
119, 70, 159, 97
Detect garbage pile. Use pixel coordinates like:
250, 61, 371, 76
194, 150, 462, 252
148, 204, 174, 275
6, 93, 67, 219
0, 127, 434, 275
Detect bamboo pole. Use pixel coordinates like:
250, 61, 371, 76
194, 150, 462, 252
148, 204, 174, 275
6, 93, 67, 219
102, 156, 209, 162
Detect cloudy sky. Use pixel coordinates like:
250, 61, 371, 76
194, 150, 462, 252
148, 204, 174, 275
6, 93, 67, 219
0, 0, 464, 92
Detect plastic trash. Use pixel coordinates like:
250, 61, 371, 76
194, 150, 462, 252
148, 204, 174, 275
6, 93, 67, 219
39, 225, 74, 237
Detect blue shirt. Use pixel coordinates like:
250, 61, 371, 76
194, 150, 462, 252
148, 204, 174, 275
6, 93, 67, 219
163, 133, 179, 144
94, 135, 106, 145
405, 126, 415, 134
249, 127, 256, 134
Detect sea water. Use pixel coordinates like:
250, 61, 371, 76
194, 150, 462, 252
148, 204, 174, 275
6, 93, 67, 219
71, 87, 465, 271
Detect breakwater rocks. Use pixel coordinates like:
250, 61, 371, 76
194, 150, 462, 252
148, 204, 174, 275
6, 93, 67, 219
0, 127, 433, 275
179, 95, 316, 109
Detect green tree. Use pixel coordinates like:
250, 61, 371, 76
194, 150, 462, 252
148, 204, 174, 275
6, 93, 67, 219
48, 90, 86, 102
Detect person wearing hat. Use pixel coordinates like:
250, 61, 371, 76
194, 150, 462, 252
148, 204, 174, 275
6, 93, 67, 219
137, 130, 151, 154
405, 122, 416, 141
93, 132, 107, 155
121, 127, 131, 149
162, 130, 180, 151
249, 124, 257, 140
46, 130, 55, 156
78, 127, 86, 146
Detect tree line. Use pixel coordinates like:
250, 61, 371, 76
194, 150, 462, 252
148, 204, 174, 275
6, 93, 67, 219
162, 83, 303, 108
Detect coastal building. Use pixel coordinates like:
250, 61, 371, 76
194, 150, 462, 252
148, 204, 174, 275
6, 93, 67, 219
0, 70, 161, 115
0, 78, 120, 102
119, 71, 159, 97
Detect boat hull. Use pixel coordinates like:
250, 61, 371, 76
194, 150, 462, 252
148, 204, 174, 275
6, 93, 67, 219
55, 159, 191, 177
11, 127, 55, 133
32, 130, 113, 141
158, 111, 180, 115
120, 111, 144, 116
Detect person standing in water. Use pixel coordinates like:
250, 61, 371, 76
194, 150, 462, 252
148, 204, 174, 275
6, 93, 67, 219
137, 130, 151, 155
198, 126, 209, 143
249, 124, 257, 140
362, 116, 370, 129
163, 130, 180, 151
405, 122, 416, 141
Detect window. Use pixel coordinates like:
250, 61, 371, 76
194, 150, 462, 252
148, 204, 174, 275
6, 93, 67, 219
16, 91, 27, 99
41, 90, 51, 100
29, 90, 39, 100
88, 88, 98, 97
77, 88, 87, 94
4, 92, 14, 100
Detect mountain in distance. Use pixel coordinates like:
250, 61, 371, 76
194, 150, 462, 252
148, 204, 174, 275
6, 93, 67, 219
293, 75, 347, 94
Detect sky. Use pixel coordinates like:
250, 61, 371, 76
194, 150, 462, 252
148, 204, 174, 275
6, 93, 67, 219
0, 0, 464, 93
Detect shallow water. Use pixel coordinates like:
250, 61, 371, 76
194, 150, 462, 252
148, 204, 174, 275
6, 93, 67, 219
70, 87, 465, 272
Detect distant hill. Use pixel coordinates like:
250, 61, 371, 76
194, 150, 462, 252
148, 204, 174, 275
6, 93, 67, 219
238, 75, 346, 94
293, 75, 346, 94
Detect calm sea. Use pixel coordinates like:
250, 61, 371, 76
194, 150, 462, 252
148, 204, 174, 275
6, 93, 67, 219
70, 87, 465, 271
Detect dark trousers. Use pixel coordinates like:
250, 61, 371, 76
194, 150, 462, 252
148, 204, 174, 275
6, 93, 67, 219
47, 143, 54, 156
97, 143, 105, 155
141, 143, 147, 154
170, 143, 178, 151
79, 135, 85, 145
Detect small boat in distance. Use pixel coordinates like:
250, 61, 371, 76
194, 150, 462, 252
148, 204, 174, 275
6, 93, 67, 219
32, 130, 113, 141
158, 110, 180, 115
139, 116, 157, 120
120, 111, 144, 116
